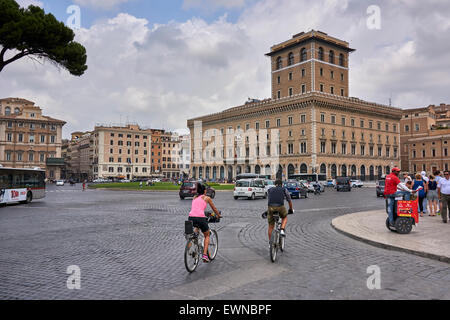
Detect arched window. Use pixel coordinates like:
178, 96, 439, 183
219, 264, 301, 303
377, 166, 383, 179
351, 165, 357, 178
320, 164, 327, 175
300, 163, 308, 174
329, 50, 335, 64
276, 56, 283, 70
199, 167, 203, 179
318, 47, 324, 61
192, 167, 197, 179
300, 48, 307, 62
288, 164, 295, 179
265, 165, 271, 176
212, 167, 217, 179
331, 164, 337, 179
361, 165, 366, 181
220, 166, 225, 180
255, 165, 261, 175
245, 165, 251, 174
288, 52, 294, 66
369, 166, 375, 180
236, 165, 242, 175
276, 165, 283, 180
339, 53, 345, 67
5, 107, 11, 115
14, 107, 20, 115
341, 164, 347, 177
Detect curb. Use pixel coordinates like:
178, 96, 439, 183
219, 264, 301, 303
331, 220, 450, 264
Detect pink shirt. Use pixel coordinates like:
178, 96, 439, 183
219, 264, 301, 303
189, 196, 207, 218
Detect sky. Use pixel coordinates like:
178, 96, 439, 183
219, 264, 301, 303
2, 0, 450, 139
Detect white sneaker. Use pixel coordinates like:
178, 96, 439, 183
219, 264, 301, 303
280, 229, 286, 237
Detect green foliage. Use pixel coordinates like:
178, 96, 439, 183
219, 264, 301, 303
0, 0, 87, 75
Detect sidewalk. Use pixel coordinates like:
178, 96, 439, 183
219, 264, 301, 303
332, 210, 450, 263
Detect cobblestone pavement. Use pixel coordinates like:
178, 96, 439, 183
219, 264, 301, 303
0, 185, 449, 300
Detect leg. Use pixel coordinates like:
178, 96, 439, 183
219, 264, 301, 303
203, 230, 210, 255
281, 217, 288, 230
268, 223, 275, 241
387, 196, 395, 224
443, 195, 449, 222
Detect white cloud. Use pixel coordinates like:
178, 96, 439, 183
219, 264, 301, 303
183, 0, 247, 10
1, 0, 450, 139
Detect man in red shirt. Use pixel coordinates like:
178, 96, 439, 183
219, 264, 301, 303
384, 167, 402, 226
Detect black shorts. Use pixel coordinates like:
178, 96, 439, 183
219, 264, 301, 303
188, 217, 210, 233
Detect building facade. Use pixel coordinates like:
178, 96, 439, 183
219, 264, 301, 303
161, 132, 181, 179
91, 124, 154, 180
187, 30, 402, 181
400, 105, 450, 173
0, 98, 66, 180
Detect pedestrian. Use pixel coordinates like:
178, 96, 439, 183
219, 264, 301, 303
437, 170, 450, 223
434, 170, 443, 215
403, 172, 412, 183
413, 173, 427, 217
82, 180, 86, 191
427, 175, 438, 216
421, 171, 429, 215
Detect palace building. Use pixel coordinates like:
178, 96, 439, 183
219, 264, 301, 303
0, 98, 66, 180
187, 30, 403, 181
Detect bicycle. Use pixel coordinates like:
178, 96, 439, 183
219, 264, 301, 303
262, 210, 285, 262
184, 211, 221, 273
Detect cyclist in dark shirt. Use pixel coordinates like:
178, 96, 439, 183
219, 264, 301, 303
266, 179, 294, 240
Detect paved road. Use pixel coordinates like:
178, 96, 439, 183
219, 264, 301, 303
0, 184, 449, 300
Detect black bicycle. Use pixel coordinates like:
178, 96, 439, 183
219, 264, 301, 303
262, 210, 285, 262
184, 211, 221, 273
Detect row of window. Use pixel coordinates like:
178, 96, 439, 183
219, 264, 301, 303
207, 116, 397, 135
277, 69, 345, 84
276, 48, 345, 70
199, 142, 398, 158
4, 151, 56, 162
411, 148, 449, 158
107, 166, 150, 173
277, 85, 345, 98
110, 133, 148, 139
5, 133, 57, 143
5, 121, 58, 130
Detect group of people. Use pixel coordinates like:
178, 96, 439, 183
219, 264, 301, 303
385, 167, 450, 226
187, 179, 292, 263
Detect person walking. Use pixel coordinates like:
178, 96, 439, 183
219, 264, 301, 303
413, 173, 427, 217
434, 170, 443, 215
427, 175, 439, 216
437, 170, 450, 223
421, 171, 429, 215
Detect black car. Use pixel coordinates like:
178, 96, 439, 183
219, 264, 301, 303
179, 181, 216, 199
376, 180, 385, 197
336, 177, 351, 192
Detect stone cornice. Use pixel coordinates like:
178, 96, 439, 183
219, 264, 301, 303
187, 92, 402, 128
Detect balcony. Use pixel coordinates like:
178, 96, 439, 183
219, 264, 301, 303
46, 158, 65, 166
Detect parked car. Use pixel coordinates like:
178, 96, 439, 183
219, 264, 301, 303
301, 180, 315, 193
326, 180, 334, 187
336, 177, 351, 192
179, 181, 215, 199
350, 180, 364, 188
56, 180, 65, 186
234, 179, 266, 200
284, 181, 308, 199
376, 179, 385, 197
152, 178, 161, 183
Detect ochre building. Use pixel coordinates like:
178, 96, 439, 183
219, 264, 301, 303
187, 30, 402, 181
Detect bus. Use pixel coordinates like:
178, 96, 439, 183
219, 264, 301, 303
289, 173, 327, 183
0, 167, 46, 205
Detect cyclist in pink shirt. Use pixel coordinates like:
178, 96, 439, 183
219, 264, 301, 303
188, 183, 221, 262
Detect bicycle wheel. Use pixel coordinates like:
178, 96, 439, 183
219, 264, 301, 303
270, 230, 278, 263
279, 234, 285, 252
207, 230, 219, 261
184, 239, 200, 273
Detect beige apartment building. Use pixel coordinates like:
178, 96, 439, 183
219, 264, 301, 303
90, 124, 154, 180
161, 132, 181, 179
187, 30, 403, 181
400, 105, 450, 173
63, 131, 94, 181
0, 98, 66, 180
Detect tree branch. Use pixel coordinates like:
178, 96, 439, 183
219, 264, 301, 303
0, 47, 7, 62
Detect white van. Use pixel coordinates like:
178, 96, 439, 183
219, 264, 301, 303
233, 179, 266, 200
